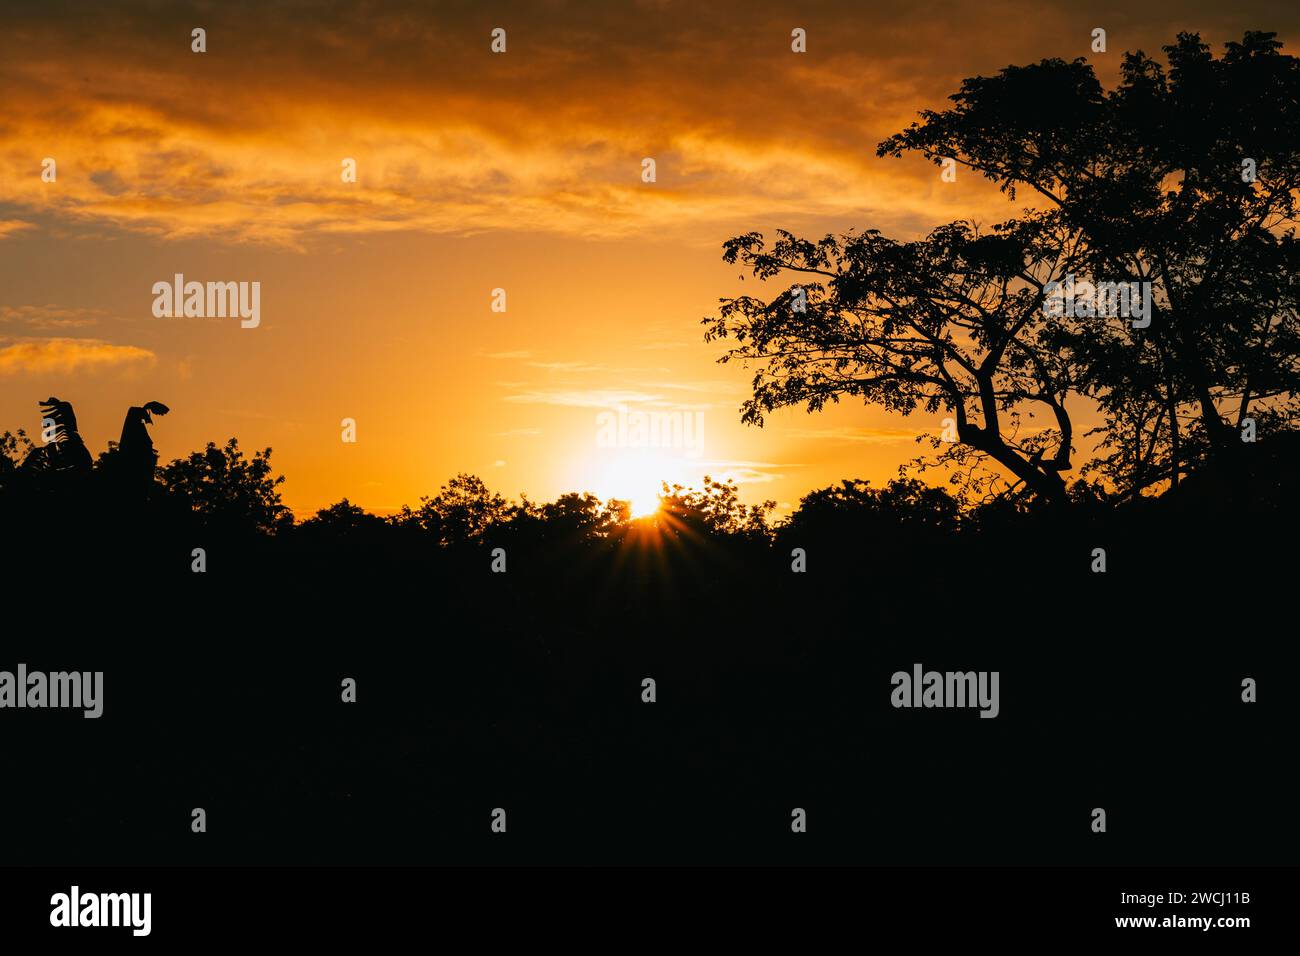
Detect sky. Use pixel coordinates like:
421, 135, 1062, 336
2, 0, 1297, 517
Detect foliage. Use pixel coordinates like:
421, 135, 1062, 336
658, 476, 775, 538
389, 473, 512, 546
157, 438, 294, 534
709, 32, 1300, 504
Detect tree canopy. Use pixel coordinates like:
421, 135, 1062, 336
707, 31, 1300, 504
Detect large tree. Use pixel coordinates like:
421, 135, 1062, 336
708, 31, 1300, 503
877, 30, 1300, 493
705, 215, 1088, 503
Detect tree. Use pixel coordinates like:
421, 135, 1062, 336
0, 430, 33, 492
658, 476, 774, 538
705, 216, 1086, 504
390, 473, 511, 546
709, 32, 1300, 505
158, 438, 293, 534
533, 492, 628, 543
877, 31, 1300, 494
783, 478, 960, 540
299, 499, 389, 537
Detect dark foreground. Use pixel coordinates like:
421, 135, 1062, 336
1, 486, 1294, 867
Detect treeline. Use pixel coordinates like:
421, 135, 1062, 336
5, 430, 1300, 594
0, 430, 1081, 546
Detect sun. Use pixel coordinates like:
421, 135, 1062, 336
592, 451, 676, 519
628, 490, 661, 519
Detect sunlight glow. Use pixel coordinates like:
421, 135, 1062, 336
629, 492, 661, 519
590, 451, 681, 519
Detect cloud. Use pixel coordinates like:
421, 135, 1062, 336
784, 425, 921, 444
0, 0, 1126, 246
527, 361, 609, 373
503, 388, 665, 408
0, 220, 34, 240
0, 337, 155, 375
711, 466, 783, 485
637, 341, 694, 351
695, 457, 805, 485
0, 304, 107, 329
642, 379, 739, 395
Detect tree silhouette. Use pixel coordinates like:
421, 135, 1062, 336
783, 478, 960, 541
301, 498, 390, 536
0, 430, 33, 493
709, 31, 1300, 504
658, 476, 774, 538
512, 492, 630, 546
877, 31, 1300, 493
705, 217, 1084, 503
389, 473, 512, 546
157, 438, 293, 534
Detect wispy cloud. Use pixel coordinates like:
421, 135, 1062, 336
637, 341, 695, 351
699, 457, 804, 484
642, 379, 739, 395
0, 337, 155, 375
501, 386, 727, 413
0, 304, 107, 330
527, 361, 609, 373
502, 388, 665, 409
0, 220, 34, 240
485, 350, 534, 360
784, 425, 921, 444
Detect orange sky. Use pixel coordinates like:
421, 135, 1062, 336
2, 1, 1296, 516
